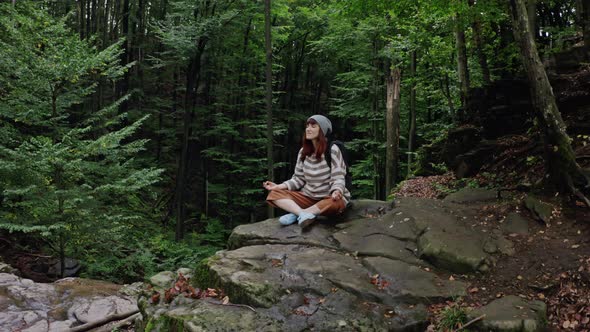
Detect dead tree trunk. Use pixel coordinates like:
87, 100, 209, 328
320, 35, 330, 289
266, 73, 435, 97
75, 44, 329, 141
386, 67, 401, 195
510, 0, 590, 206
407, 51, 417, 178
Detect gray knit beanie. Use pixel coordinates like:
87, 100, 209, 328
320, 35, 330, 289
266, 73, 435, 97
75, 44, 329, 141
308, 115, 332, 136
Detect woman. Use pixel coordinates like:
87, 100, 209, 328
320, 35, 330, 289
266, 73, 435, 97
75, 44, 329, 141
263, 115, 351, 228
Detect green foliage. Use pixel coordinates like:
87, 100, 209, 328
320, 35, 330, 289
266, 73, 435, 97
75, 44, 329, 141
0, 2, 162, 276
437, 305, 470, 331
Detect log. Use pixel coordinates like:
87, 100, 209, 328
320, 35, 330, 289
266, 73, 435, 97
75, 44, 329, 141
66, 309, 140, 332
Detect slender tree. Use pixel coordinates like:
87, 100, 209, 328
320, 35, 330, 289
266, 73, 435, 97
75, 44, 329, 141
455, 11, 470, 112
407, 50, 417, 177
265, 0, 274, 218
385, 67, 401, 195
510, 0, 590, 206
468, 0, 491, 85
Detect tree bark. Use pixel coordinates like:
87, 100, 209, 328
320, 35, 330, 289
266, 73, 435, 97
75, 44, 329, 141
577, 0, 590, 47
455, 12, 470, 112
527, 0, 537, 38
265, 0, 274, 218
118, 0, 130, 114
372, 38, 381, 200
510, 0, 590, 206
386, 67, 401, 195
469, 0, 491, 85
407, 51, 417, 178
175, 36, 207, 241
78, 0, 85, 39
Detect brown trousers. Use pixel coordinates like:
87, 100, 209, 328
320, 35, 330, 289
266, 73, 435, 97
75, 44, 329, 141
266, 189, 346, 216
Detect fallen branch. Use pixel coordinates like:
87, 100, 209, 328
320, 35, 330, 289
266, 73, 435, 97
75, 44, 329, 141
204, 298, 257, 312
65, 309, 140, 332
93, 313, 141, 332
454, 314, 486, 332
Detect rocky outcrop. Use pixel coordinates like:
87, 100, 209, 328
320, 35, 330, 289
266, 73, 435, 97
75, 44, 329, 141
0, 272, 139, 331
139, 192, 537, 331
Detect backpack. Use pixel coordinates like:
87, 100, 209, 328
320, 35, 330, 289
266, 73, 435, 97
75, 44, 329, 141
324, 140, 353, 196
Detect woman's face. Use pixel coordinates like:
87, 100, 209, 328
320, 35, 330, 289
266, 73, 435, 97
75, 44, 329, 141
305, 122, 320, 141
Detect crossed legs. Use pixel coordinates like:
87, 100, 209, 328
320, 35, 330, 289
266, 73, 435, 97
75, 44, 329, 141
272, 199, 320, 216
266, 189, 344, 217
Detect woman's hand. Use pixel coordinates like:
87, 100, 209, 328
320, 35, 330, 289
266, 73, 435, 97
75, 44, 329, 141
331, 190, 342, 201
263, 181, 280, 191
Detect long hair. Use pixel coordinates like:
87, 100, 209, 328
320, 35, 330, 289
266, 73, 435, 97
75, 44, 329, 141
300, 118, 328, 161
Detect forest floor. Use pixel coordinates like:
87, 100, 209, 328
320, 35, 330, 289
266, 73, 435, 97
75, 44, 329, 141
396, 175, 590, 331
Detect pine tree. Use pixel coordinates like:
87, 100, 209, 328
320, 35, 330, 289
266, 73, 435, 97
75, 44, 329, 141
0, 2, 162, 276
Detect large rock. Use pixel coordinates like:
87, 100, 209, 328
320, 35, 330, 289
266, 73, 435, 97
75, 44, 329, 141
0, 273, 138, 332
228, 199, 393, 250
139, 196, 526, 331
443, 187, 498, 203
502, 213, 530, 235
149, 271, 176, 289
0, 262, 18, 275
524, 195, 553, 224
468, 295, 547, 331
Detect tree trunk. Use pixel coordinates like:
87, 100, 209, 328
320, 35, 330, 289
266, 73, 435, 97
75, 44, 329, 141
510, 0, 590, 206
265, 0, 274, 218
407, 51, 417, 178
118, 0, 130, 114
91, 0, 96, 35
441, 74, 455, 119
85, 0, 90, 39
455, 12, 470, 113
527, 0, 537, 38
372, 38, 381, 200
469, 0, 491, 85
385, 67, 401, 195
585, 0, 590, 48
78, 0, 85, 39
175, 40, 206, 241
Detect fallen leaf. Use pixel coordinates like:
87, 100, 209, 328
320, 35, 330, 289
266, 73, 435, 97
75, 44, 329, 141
222, 296, 229, 305
563, 320, 571, 328
469, 287, 479, 293
151, 292, 160, 304
449, 275, 455, 281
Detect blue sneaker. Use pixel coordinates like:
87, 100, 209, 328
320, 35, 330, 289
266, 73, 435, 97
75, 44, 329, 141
279, 213, 298, 226
297, 212, 317, 229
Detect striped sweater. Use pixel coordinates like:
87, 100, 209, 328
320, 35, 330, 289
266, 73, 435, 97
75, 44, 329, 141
282, 144, 351, 202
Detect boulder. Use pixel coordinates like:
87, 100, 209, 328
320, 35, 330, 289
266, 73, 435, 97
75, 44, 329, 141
47, 257, 81, 278
502, 213, 530, 235
468, 295, 547, 331
524, 195, 553, 224
149, 271, 176, 289
0, 262, 18, 275
443, 187, 498, 203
